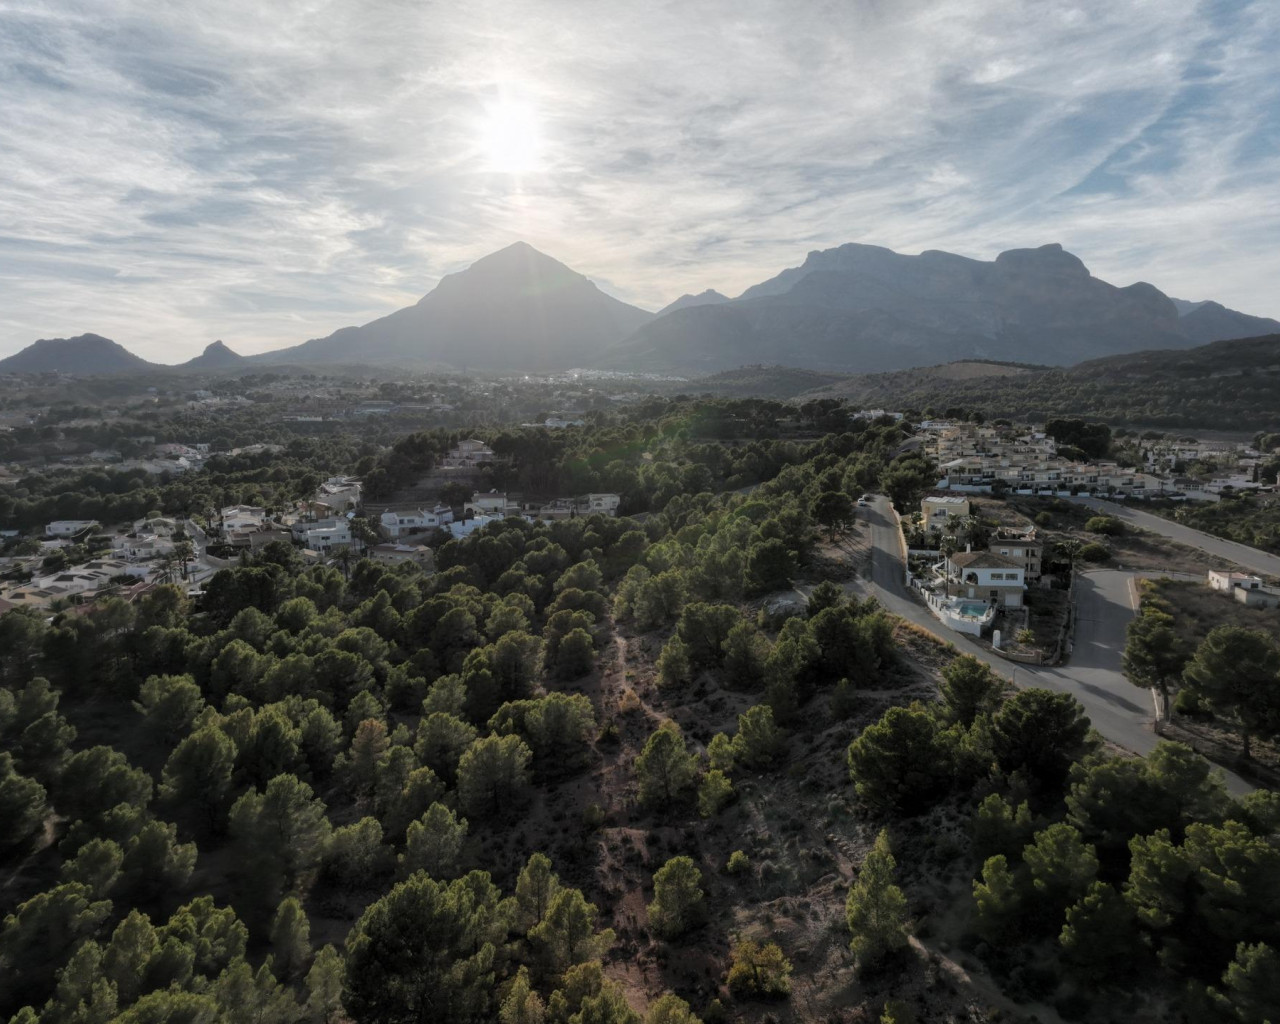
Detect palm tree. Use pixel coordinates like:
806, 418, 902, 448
155, 552, 181, 585
174, 540, 195, 581
1055, 538, 1084, 574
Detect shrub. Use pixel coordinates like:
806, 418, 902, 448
1084, 516, 1125, 537
726, 850, 750, 875
1173, 688, 1212, 718
726, 939, 792, 999
1078, 542, 1110, 563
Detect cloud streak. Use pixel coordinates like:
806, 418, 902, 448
1, 0, 1277, 361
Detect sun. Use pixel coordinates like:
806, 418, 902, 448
477, 98, 542, 174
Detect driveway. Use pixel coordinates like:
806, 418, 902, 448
1069, 496, 1280, 578
853, 497, 1252, 794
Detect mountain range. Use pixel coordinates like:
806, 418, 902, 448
0, 335, 249, 376
2, 241, 1278, 376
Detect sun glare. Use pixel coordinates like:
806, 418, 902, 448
477, 98, 542, 174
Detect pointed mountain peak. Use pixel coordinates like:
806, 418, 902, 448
422, 243, 598, 308
182, 339, 246, 369
657, 289, 731, 317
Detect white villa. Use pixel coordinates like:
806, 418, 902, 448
379, 505, 454, 540
944, 551, 1026, 608
316, 476, 363, 512
45, 520, 101, 538
448, 514, 500, 539
583, 493, 621, 517
465, 491, 519, 516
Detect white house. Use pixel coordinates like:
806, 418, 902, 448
132, 516, 179, 538
301, 521, 352, 552
1207, 570, 1280, 608
447, 515, 499, 539
112, 534, 176, 562
583, 493, 621, 517
1208, 569, 1264, 593
465, 491, 518, 516
944, 551, 1026, 607
379, 505, 454, 540
221, 505, 267, 530
316, 476, 362, 512
291, 517, 347, 541
45, 520, 101, 538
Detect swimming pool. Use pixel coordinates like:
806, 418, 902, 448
958, 602, 989, 618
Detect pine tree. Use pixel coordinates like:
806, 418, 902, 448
500, 965, 545, 1024
401, 803, 468, 879
635, 723, 698, 810
270, 896, 312, 982
647, 856, 705, 940
846, 829, 909, 970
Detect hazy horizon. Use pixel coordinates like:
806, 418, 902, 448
3, 0, 1278, 362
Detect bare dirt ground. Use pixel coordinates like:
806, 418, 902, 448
1011, 497, 1253, 575
577, 608, 1052, 1023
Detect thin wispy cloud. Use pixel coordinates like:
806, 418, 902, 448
1, 0, 1277, 361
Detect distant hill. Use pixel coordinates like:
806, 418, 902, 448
256, 242, 654, 370
675, 364, 849, 399
596, 242, 1273, 375
180, 340, 246, 371
801, 334, 1280, 431
656, 289, 730, 317
1175, 300, 1280, 344
0, 334, 155, 375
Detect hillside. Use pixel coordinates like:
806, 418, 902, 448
801, 334, 1280, 430
1176, 300, 1280, 343
0, 334, 156, 375
676, 364, 865, 399
256, 242, 654, 370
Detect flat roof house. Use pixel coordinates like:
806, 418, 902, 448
921, 495, 969, 532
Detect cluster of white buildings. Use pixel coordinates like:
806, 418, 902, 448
0, 558, 148, 612
2, 516, 194, 611
923, 420, 1272, 500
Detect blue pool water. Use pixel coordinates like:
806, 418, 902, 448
959, 602, 988, 618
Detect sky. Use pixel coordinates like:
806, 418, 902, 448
1, 0, 1278, 363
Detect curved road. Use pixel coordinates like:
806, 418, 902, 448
1069, 497, 1280, 578
856, 497, 1252, 794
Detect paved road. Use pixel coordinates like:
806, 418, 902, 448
854, 497, 1253, 795
1070, 497, 1280, 578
